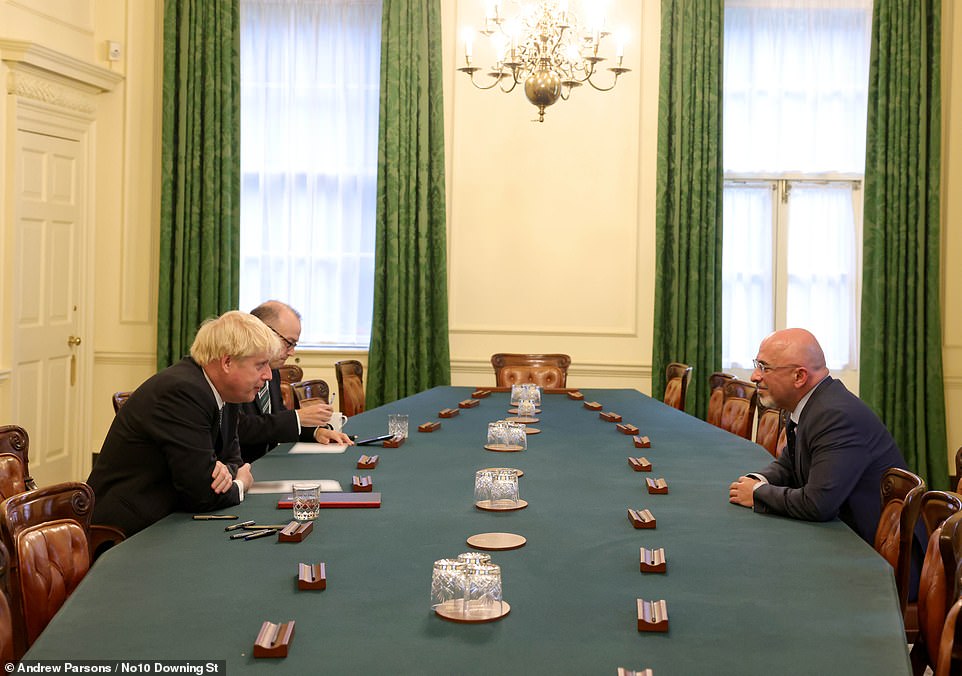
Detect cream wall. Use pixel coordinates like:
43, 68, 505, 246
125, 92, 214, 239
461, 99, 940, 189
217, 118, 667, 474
0, 0, 960, 482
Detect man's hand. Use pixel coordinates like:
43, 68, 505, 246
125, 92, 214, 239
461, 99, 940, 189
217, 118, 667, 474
313, 428, 354, 445
235, 463, 254, 492
297, 400, 333, 427
210, 461, 233, 494
729, 476, 760, 508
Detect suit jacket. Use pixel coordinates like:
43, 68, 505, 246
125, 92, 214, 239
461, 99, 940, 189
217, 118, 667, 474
752, 376, 909, 545
87, 358, 244, 536
237, 371, 316, 463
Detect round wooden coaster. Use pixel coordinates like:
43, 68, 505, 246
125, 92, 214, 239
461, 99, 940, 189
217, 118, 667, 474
504, 416, 539, 424
466, 532, 527, 551
523, 427, 541, 435
480, 467, 524, 477
435, 600, 511, 623
475, 499, 528, 512
483, 444, 524, 452
508, 407, 541, 414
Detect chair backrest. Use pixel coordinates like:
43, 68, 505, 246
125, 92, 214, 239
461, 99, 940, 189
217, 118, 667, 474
706, 372, 733, 427
0, 426, 35, 491
719, 379, 758, 439
490, 353, 571, 389
914, 492, 962, 674
754, 401, 785, 457
335, 360, 366, 417
663, 362, 693, 412
0, 482, 93, 658
277, 364, 304, 385
873, 468, 926, 616
111, 391, 132, 413
0, 455, 27, 501
955, 446, 962, 487
937, 596, 962, 676
291, 379, 330, 407
0, 540, 14, 665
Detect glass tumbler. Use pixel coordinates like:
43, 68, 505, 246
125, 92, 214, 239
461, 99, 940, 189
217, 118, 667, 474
431, 558, 465, 611
462, 562, 503, 619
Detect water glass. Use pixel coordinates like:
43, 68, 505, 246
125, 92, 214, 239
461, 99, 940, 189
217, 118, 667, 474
509, 384, 524, 406
486, 420, 508, 446
463, 562, 503, 619
292, 482, 320, 521
457, 551, 492, 566
474, 469, 495, 503
431, 558, 465, 611
505, 421, 527, 449
490, 471, 520, 508
388, 413, 409, 439
517, 399, 536, 417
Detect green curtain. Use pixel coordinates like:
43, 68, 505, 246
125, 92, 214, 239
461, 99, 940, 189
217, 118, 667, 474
366, 0, 450, 409
158, 0, 241, 368
651, 0, 724, 419
861, 0, 946, 488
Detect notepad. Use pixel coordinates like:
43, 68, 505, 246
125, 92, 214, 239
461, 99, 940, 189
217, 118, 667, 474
288, 443, 349, 454
248, 480, 343, 494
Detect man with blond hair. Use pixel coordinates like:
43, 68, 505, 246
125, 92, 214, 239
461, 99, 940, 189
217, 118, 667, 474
728, 327, 910, 545
88, 310, 279, 536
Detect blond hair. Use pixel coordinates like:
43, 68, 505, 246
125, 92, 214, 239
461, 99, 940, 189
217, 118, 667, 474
190, 310, 282, 364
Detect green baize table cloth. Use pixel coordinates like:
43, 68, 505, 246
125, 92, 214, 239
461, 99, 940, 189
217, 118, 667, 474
26, 387, 911, 674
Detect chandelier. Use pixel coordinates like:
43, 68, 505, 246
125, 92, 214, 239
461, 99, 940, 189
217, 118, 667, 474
457, 1, 630, 122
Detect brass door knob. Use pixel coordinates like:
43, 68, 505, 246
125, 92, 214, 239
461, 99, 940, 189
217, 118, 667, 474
67, 336, 82, 347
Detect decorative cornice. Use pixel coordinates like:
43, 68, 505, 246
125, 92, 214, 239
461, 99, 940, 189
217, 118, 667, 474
0, 39, 123, 94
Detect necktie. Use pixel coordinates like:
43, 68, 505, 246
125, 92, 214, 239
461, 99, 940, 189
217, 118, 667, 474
785, 418, 797, 459
257, 383, 271, 414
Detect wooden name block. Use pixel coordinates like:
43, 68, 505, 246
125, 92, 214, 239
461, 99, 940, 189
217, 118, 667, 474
438, 408, 460, 418
356, 454, 379, 469
253, 620, 295, 658
600, 411, 622, 423
418, 421, 441, 432
352, 475, 373, 492
278, 521, 313, 542
640, 547, 667, 573
628, 508, 656, 529
459, 399, 481, 409
383, 435, 405, 448
471, 389, 492, 399
583, 401, 603, 411
567, 390, 585, 400
617, 669, 654, 676
646, 478, 669, 495
637, 599, 669, 632
633, 435, 651, 449
297, 562, 327, 590
628, 456, 652, 472
616, 423, 639, 435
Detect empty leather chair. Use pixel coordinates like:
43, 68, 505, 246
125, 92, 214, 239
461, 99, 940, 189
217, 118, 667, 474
754, 400, 786, 457
291, 379, 330, 406
335, 360, 366, 417
0, 426, 36, 491
719, 379, 758, 439
490, 353, 571, 389
663, 362, 693, 412
0, 482, 94, 658
707, 372, 733, 427
111, 391, 132, 413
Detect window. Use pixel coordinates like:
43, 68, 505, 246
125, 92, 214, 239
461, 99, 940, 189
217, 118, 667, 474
722, 0, 872, 371
239, 0, 382, 346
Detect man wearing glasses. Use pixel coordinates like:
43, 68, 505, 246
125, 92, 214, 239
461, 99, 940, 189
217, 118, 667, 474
238, 300, 352, 463
728, 327, 910, 546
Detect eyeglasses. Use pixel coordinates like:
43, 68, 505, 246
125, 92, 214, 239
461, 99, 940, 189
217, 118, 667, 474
268, 325, 297, 350
752, 359, 799, 374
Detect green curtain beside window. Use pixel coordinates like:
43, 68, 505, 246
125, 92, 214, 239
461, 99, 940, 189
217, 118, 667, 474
158, 0, 241, 368
652, 0, 724, 419
366, 0, 450, 408
861, 0, 947, 488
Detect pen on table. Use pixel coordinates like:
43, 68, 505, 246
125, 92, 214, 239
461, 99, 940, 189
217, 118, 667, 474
193, 514, 238, 520
244, 529, 276, 541
225, 519, 256, 531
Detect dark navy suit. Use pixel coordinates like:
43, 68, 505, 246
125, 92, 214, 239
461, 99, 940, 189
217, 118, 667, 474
237, 370, 317, 464
88, 358, 244, 536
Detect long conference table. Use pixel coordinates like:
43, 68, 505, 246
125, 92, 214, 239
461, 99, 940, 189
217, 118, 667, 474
27, 387, 911, 673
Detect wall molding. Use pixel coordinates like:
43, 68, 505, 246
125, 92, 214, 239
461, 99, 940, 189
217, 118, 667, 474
94, 351, 155, 368
0, 39, 122, 93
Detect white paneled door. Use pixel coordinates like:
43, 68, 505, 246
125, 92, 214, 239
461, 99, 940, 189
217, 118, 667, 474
13, 128, 86, 485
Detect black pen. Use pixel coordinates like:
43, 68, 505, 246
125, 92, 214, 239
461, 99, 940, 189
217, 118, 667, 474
193, 514, 238, 520
244, 529, 276, 540
225, 519, 256, 531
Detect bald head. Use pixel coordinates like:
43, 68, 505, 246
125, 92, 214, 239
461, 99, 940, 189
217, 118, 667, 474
752, 328, 830, 411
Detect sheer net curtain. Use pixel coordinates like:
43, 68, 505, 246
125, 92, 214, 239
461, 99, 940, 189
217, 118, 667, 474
722, 0, 871, 370
239, 0, 381, 346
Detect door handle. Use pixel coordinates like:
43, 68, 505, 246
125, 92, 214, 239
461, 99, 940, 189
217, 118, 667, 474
67, 336, 82, 347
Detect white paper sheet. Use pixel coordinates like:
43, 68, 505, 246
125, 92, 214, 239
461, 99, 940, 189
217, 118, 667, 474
248, 479, 343, 494
287, 442, 349, 454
